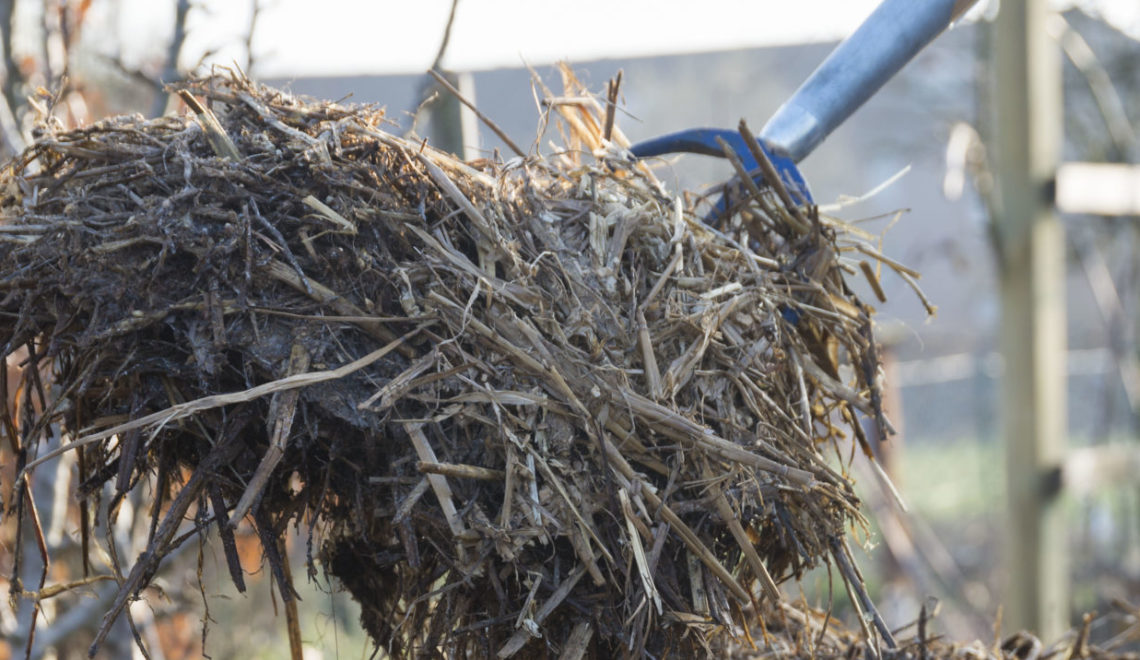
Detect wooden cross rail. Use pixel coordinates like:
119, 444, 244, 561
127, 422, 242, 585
1063, 445, 1140, 497
1057, 163, 1140, 216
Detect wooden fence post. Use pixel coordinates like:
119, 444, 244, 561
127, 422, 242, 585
993, 0, 1068, 640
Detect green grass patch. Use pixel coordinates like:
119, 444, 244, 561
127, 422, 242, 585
894, 439, 1005, 520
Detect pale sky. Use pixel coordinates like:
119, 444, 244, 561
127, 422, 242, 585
84, 0, 1140, 78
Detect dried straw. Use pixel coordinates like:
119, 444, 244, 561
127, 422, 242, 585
1, 68, 914, 658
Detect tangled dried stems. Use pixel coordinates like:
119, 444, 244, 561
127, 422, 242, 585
0, 68, 947, 658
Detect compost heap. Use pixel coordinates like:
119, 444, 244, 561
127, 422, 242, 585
1, 71, 908, 657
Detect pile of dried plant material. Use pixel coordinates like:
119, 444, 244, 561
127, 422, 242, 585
737, 599, 1140, 659
0, 69, 912, 658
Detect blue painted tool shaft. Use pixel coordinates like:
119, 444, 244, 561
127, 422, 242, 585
760, 0, 974, 162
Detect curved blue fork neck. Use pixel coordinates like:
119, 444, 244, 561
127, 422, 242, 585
629, 127, 813, 205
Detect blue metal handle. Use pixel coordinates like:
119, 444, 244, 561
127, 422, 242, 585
759, 0, 973, 161
627, 0, 976, 213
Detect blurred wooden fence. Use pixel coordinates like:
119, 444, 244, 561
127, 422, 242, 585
994, 0, 1140, 641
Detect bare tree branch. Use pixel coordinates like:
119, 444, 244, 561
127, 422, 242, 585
40, 0, 55, 86
407, 0, 461, 138
429, 0, 459, 73
100, 53, 161, 90
0, 81, 23, 157
244, 0, 264, 77
0, 0, 22, 131
1050, 14, 1136, 160
151, 0, 191, 118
